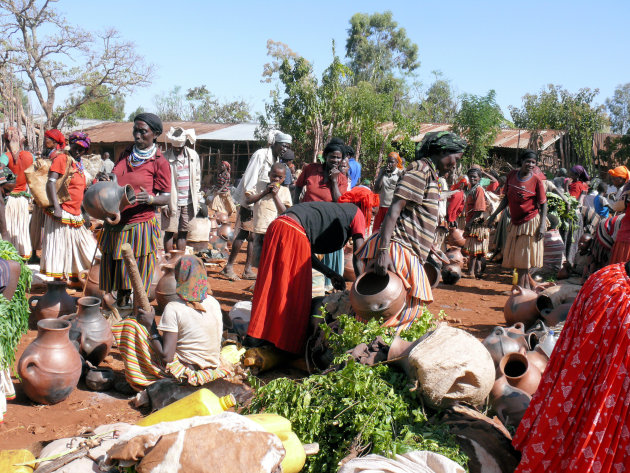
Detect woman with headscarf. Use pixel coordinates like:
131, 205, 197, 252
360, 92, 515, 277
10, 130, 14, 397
607, 165, 629, 213
512, 262, 630, 472
2, 127, 34, 258
40, 132, 97, 280
487, 150, 547, 289
373, 151, 404, 232
462, 167, 489, 278
567, 165, 589, 201
210, 160, 236, 216
97, 113, 171, 308
357, 131, 466, 328
111, 255, 229, 391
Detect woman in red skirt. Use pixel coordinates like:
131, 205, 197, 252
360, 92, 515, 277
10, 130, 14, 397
512, 262, 630, 472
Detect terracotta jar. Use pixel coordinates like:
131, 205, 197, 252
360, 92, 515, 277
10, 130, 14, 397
441, 263, 461, 285
386, 336, 424, 376
445, 247, 465, 269
218, 224, 234, 241
482, 326, 526, 367
166, 249, 185, 264
504, 286, 541, 327
505, 322, 528, 347
349, 271, 406, 322
67, 296, 113, 366
447, 228, 466, 247
156, 264, 178, 313
80, 257, 104, 299
209, 218, 218, 237
490, 376, 531, 428
83, 180, 136, 225
525, 350, 548, 373
215, 211, 229, 225
498, 352, 542, 396
17, 319, 82, 405
28, 280, 77, 330
343, 252, 356, 282
540, 302, 572, 326
424, 262, 440, 288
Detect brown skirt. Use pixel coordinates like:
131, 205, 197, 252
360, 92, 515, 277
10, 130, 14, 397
502, 214, 544, 269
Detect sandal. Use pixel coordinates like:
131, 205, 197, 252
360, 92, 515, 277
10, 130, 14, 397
220, 267, 240, 281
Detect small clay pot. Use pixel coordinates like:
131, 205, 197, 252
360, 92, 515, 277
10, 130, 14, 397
504, 286, 544, 328
80, 256, 105, 299
445, 247, 465, 269
218, 224, 234, 241
424, 262, 441, 288
482, 327, 526, 367
505, 322, 528, 347
85, 367, 116, 391
83, 179, 136, 225
349, 271, 406, 322
525, 350, 548, 373
155, 264, 177, 313
447, 228, 466, 247
28, 280, 77, 330
441, 263, 461, 285
215, 211, 229, 225
490, 376, 531, 428
67, 296, 113, 366
498, 352, 542, 396
18, 319, 82, 405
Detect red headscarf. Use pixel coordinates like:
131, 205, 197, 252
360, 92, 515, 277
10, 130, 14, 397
338, 187, 380, 230
44, 129, 66, 149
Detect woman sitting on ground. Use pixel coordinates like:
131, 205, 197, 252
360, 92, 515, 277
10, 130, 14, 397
112, 255, 229, 391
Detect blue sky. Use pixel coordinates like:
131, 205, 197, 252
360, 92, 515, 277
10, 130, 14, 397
51, 0, 630, 120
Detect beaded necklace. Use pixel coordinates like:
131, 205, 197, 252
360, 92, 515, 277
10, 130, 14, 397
128, 144, 156, 168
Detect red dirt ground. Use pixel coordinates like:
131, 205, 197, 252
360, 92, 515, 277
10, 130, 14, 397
0, 252, 513, 453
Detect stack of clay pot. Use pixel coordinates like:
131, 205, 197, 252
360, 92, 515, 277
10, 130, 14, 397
349, 270, 406, 322
483, 321, 559, 429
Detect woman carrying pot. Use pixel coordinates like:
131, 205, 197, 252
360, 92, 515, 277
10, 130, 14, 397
486, 150, 547, 289
97, 113, 171, 307
40, 131, 97, 281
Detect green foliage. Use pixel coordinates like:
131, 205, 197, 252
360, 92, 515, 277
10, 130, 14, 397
509, 85, 609, 171
546, 192, 579, 233
0, 240, 32, 369
72, 86, 125, 121
417, 71, 458, 124
345, 11, 419, 88
127, 106, 146, 122
596, 134, 630, 167
452, 90, 504, 166
605, 83, 630, 134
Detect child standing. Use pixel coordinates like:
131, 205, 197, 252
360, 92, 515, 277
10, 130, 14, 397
463, 167, 489, 278
245, 163, 293, 269
210, 161, 236, 216
593, 182, 610, 218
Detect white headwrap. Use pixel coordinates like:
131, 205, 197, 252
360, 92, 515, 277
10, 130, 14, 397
166, 126, 196, 147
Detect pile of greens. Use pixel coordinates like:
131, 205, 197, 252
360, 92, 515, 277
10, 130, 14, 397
546, 192, 579, 233
0, 240, 33, 369
245, 308, 468, 472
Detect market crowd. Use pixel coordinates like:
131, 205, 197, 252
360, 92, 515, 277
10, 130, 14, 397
1, 113, 629, 472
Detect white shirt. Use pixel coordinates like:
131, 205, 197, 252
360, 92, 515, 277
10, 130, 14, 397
233, 147, 276, 208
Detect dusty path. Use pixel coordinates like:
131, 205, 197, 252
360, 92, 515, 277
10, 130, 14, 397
0, 253, 513, 452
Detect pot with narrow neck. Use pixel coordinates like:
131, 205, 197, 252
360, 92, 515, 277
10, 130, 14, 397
156, 264, 178, 314
83, 179, 136, 225
28, 280, 77, 330
498, 352, 542, 396
80, 257, 104, 299
18, 319, 82, 404
66, 296, 113, 366
482, 326, 526, 367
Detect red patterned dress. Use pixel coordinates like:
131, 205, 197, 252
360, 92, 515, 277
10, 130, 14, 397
513, 263, 630, 472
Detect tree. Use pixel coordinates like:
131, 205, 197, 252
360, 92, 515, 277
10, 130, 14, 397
0, 0, 152, 128
452, 90, 504, 166
509, 85, 609, 169
417, 71, 458, 123
345, 11, 419, 88
153, 86, 187, 121
127, 106, 145, 122
71, 86, 125, 121
186, 86, 252, 123
605, 83, 630, 134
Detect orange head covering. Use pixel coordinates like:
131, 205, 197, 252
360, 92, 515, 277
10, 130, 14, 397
608, 166, 629, 181
388, 151, 403, 169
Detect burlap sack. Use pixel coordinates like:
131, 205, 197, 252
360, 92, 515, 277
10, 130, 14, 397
24, 155, 74, 208
407, 324, 495, 408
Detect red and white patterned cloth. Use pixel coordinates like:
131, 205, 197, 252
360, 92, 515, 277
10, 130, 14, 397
513, 263, 630, 472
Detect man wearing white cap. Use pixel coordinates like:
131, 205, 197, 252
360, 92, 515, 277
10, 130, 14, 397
162, 127, 201, 251
222, 131, 291, 280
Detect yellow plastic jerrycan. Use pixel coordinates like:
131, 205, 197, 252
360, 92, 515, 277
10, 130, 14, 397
247, 413, 306, 473
137, 389, 236, 427
0, 449, 35, 473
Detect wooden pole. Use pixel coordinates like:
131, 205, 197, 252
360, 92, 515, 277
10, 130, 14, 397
120, 243, 151, 313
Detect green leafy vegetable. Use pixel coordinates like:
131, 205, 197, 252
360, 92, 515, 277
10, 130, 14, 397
546, 192, 579, 233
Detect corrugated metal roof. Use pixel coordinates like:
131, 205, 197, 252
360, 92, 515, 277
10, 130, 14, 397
196, 123, 259, 141
82, 121, 231, 144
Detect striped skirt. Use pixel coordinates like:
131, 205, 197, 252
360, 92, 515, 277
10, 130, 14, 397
356, 232, 433, 329
111, 318, 229, 391
5, 195, 31, 258
40, 210, 97, 278
98, 217, 160, 294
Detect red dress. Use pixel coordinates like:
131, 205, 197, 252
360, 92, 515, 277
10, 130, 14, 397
513, 263, 630, 472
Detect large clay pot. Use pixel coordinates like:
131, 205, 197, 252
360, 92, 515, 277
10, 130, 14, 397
490, 376, 531, 428
17, 319, 82, 405
447, 228, 466, 247
343, 252, 356, 282
218, 224, 234, 241
349, 271, 406, 321
83, 180, 136, 225
67, 297, 113, 366
215, 211, 229, 225
28, 280, 77, 330
498, 352, 542, 396
504, 286, 541, 327
540, 302, 572, 326
80, 257, 104, 299
445, 247, 465, 269
525, 350, 548, 373
482, 327, 526, 367
424, 262, 441, 288
441, 263, 461, 285
156, 264, 177, 313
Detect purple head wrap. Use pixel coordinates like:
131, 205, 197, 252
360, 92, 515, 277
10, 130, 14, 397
570, 165, 590, 182
68, 131, 91, 149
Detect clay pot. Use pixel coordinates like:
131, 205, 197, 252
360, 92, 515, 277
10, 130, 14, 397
447, 228, 466, 247
28, 280, 77, 330
529, 328, 560, 359
505, 322, 528, 346
387, 336, 423, 376
490, 376, 531, 428
445, 247, 465, 269
85, 367, 115, 391
215, 211, 229, 225
504, 286, 542, 327
540, 302, 572, 326
156, 264, 177, 313
17, 319, 82, 405
349, 271, 406, 322
67, 297, 113, 366
498, 352, 542, 396
208, 218, 218, 238
166, 249, 185, 264
80, 257, 104, 299
424, 262, 441, 288
343, 252, 356, 282
208, 234, 221, 249
441, 263, 461, 285
218, 224, 234, 241
482, 327, 526, 367
83, 180, 136, 225
525, 350, 548, 373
